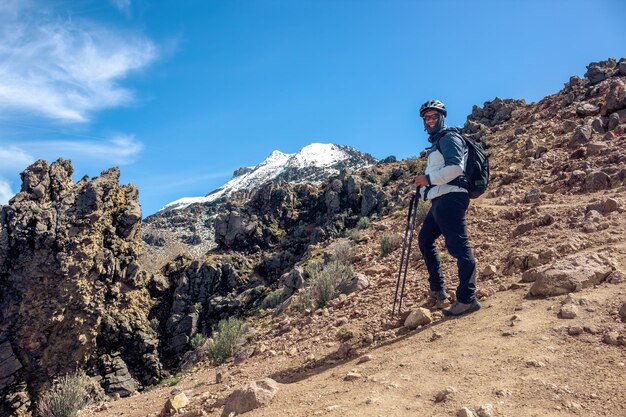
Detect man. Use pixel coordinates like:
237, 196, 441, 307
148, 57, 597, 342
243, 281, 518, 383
414, 99, 480, 317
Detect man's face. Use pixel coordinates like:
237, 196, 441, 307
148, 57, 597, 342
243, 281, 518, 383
422, 109, 439, 129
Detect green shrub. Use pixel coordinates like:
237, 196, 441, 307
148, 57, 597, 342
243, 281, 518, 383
380, 233, 403, 257
328, 241, 356, 265
336, 328, 354, 341
159, 376, 182, 387
291, 290, 316, 312
309, 260, 354, 308
414, 200, 431, 225
191, 332, 206, 349
206, 318, 247, 365
261, 288, 284, 309
36, 371, 98, 417
346, 228, 363, 242
355, 217, 370, 230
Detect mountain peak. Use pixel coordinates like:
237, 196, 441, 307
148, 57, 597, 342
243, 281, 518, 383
158, 143, 376, 213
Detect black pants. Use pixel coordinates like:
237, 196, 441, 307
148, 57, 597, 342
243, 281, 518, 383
417, 192, 476, 303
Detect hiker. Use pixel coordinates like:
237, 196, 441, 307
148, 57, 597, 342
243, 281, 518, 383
414, 99, 480, 316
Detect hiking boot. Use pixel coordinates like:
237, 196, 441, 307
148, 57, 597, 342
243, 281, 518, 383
425, 290, 450, 309
442, 299, 481, 317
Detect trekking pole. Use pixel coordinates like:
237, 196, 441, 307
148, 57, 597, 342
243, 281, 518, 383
397, 186, 420, 315
391, 186, 420, 318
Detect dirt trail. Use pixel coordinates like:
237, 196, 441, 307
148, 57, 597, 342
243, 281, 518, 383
81, 278, 626, 417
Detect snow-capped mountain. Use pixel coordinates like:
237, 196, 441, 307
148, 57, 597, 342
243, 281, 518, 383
141, 143, 376, 258
159, 143, 376, 213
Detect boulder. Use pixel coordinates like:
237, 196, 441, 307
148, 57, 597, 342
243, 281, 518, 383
559, 304, 578, 319
480, 264, 498, 278
279, 267, 304, 296
584, 59, 615, 85
160, 392, 190, 416
528, 254, 614, 297
100, 354, 139, 397
608, 113, 620, 131
586, 142, 607, 156
586, 198, 619, 214
590, 117, 606, 133
221, 378, 280, 417
339, 273, 370, 295
569, 126, 592, 148
458, 408, 476, 417
435, 386, 456, 403
583, 171, 611, 191
576, 103, 600, 117
404, 308, 433, 330
604, 79, 626, 115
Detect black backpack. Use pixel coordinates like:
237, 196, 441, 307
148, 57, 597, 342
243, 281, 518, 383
435, 127, 490, 199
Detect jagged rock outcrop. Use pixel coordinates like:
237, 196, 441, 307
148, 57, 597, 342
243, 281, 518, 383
0, 160, 163, 416
214, 167, 392, 255
149, 253, 257, 367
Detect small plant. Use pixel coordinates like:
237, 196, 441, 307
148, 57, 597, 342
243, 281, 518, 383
190, 332, 206, 349
36, 371, 97, 417
328, 241, 356, 265
159, 376, 182, 387
347, 228, 363, 242
381, 171, 393, 186
380, 233, 403, 257
414, 200, 431, 225
206, 317, 247, 365
292, 290, 316, 312
336, 328, 354, 342
355, 217, 370, 230
309, 260, 354, 308
261, 288, 284, 309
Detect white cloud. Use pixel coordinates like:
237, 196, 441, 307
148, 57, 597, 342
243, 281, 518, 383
21, 135, 144, 165
0, 4, 157, 122
0, 146, 35, 172
0, 177, 14, 205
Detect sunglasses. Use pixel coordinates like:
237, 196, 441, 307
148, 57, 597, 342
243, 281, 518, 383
423, 114, 439, 122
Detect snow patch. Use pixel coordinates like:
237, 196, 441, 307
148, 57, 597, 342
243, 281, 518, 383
160, 143, 369, 212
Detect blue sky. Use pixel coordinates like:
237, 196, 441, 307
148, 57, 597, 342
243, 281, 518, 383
0, 0, 624, 215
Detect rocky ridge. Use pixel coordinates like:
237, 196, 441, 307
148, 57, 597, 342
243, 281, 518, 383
0, 161, 163, 415
79, 57, 626, 417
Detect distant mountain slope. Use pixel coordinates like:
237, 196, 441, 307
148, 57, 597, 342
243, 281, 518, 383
159, 143, 376, 213
141, 143, 377, 259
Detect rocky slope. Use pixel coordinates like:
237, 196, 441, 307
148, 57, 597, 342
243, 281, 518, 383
80, 57, 626, 417
141, 143, 377, 258
2, 57, 626, 417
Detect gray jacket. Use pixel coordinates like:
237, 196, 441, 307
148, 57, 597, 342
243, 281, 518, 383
419, 129, 468, 200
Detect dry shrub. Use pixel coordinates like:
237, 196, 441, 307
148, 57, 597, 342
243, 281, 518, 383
380, 233, 403, 257
37, 371, 103, 417
206, 318, 247, 365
